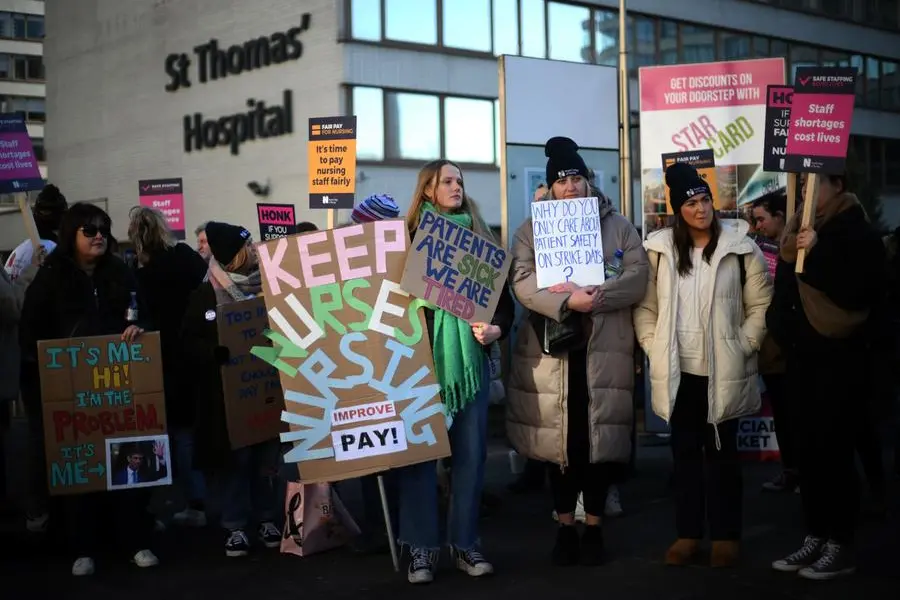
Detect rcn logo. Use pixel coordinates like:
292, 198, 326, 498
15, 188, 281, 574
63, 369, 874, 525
803, 158, 812, 167
321, 195, 337, 205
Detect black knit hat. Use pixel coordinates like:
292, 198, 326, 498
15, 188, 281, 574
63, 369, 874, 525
665, 163, 711, 213
205, 221, 252, 266
545, 137, 591, 187
34, 184, 67, 216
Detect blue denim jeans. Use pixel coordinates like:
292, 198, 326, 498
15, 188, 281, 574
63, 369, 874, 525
397, 359, 490, 551
170, 428, 207, 506
221, 439, 281, 530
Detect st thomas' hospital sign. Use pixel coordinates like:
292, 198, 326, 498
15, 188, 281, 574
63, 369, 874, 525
163, 13, 311, 156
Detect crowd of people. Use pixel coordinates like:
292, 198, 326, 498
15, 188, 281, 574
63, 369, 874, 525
0, 137, 896, 586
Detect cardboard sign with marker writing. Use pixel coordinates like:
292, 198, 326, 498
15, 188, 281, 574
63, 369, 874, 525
217, 296, 287, 450
252, 220, 451, 483
38, 333, 169, 495
400, 211, 512, 325
531, 197, 605, 289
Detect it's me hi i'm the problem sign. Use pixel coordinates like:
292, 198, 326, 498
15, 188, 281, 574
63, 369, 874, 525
401, 211, 512, 325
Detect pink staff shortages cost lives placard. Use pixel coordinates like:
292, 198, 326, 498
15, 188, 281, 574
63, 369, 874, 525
0, 112, 44, 194
783, 66, 857, 174
138, 178, 186, 239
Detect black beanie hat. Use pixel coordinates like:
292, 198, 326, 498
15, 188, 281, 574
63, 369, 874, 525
665, 162, 712, 213
34, 184, 67, 215
545, 137, 590, 187
205, 221, 252, 266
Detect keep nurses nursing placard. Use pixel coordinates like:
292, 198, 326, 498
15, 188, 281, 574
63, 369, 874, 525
531, 197, 604, 289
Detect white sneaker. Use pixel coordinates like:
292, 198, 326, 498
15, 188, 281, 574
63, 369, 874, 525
551, 493, 586, 522
605, 485, 624, 518
72, 557, 95, 576
26, 513, 49, 533
172, 508, 207, 527
132, 549, 159, 568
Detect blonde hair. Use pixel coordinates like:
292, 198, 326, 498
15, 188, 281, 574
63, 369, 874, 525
127, 206, 176, 263
225, 241, 253, 274
406, 159, 495, 242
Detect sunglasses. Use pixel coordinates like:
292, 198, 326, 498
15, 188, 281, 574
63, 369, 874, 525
81, 224, 111, 238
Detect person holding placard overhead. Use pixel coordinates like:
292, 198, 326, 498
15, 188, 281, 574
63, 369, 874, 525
768, 172, 886, 581
400, 160, 515, 584
506, 137, 648, 566
633, 162, 772, 569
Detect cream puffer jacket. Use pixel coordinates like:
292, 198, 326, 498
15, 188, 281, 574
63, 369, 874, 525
633, 220, 773, 432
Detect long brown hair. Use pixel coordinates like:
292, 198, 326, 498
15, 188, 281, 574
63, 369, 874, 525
672, 211, 721, 276
406, 159, 495, 241
127, 206, 176, 264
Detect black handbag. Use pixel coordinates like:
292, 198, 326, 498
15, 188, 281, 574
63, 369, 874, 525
531, 311, 584, 356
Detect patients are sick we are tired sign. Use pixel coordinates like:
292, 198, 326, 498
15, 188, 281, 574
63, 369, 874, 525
251, 221, 451, 483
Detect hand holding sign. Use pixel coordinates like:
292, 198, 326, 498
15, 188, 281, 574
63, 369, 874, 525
565, 287, 596, 313
471, 323, 501, 346
796, 227, 817, 252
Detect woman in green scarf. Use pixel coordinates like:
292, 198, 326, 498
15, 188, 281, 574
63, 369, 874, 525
399, 159, 515, 585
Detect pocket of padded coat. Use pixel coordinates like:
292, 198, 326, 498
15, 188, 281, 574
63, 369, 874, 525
737, 328, 754, 357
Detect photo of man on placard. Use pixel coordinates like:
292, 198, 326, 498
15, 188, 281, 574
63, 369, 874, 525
107, 436, 172, 490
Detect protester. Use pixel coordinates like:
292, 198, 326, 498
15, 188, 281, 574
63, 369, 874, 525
749, 191, 796, 493
181, 222, 282, 558
295, 221, 318, 233
195, 222, 211, 261
506, 136, 648, 566
634, 162, 772, 568
127, 207, 209, 527
4, 184, 67, 282
768, 173, 886, 581
399, 159, 515, 584
19, 202, 157, 575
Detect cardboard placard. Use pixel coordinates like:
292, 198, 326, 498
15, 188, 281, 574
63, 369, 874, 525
762, 85, 793, 172
308, 116, 356, 210
217, 296, 287, 449
139, 178, 186, 240
253, 220, 451, 483
530, 197, 605, 288
784, 66, 857, 174
257, 203, 297, 241
661, 149, 719, 210
400, 211, 512, 325
38, 333, 170, 495
0, 112, 43, 194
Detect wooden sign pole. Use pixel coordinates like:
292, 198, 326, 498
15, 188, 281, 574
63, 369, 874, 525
794, 173, 819, 274
785, 173, 797, 221
16, 192, 41, 249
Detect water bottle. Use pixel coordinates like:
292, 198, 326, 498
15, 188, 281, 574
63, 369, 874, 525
604, 249, 625, 280
126, 291, 139, 323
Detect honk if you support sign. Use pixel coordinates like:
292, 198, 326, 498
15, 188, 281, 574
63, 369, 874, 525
252, 220, 451, 483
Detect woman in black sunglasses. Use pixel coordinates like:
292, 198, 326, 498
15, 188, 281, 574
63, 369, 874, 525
19, 202, 158, 576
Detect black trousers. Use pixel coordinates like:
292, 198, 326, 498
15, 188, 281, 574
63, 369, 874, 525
65, 489, 154, 557
547, 348, 621, 518
789, 344, 861, 545
763, 374, 796, 471
670, 373, 742, 541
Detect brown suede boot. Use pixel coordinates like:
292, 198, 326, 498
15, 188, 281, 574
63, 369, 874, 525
710, 541, 740, 568
665, 539, 701, 566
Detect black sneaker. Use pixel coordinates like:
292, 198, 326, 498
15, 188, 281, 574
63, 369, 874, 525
452, 546, 494, 577
407, 547, 438, 584
551, 525, 580, 566
258, 521, 281, 549
798, 541, 856, 581
225, 529, 250, 557
580, 524, 605, 566
772, 535, 825, 572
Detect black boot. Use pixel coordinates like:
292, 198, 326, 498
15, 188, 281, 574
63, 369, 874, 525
580, 524, 605, 566
551, 525, 580, 566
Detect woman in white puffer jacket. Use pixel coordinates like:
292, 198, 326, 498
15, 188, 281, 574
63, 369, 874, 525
634, 163, 772, 570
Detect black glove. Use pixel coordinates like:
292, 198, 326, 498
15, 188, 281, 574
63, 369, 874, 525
213, 345, 231, 365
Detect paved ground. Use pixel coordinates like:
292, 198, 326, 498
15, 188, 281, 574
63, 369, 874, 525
1, 421, 898, 600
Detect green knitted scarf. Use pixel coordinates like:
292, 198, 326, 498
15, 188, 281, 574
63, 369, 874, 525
422, 203, 484, 417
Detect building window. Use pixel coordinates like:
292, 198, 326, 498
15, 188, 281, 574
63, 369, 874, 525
788, 44, 818, 84
0, 53, 44, 81
351, 86, 385, 160
2, 96, 46, 122
594, 10, 618, 67
882, 61, 899, 111
386, 91, 440, 160
444, 0, 491, 52
0, 12, 43, 40
385, 0, 437, 45
679, 24, 714, 64
547, 2, 590, 63
751, 36, 769, 57
444, 97, 495, 164
658, 21, 678, 65
520, 0, 546, 58
492, 0, 518, 56
350, 0, 380, 41
32, 137, 45, 162
629, 16, 656, 70
866, 57, 880, 107
718, 32, 751, 60
851, 55, 865, 106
